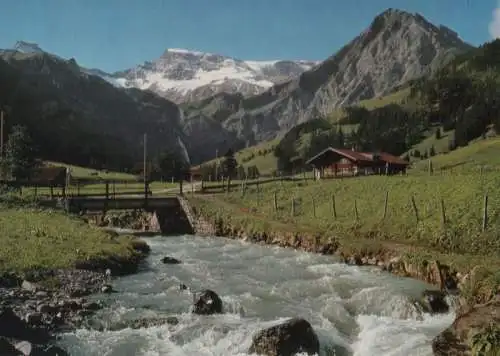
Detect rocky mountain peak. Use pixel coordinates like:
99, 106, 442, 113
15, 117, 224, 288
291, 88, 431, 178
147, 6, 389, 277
12, 41, 44, 54
363, 9, 466, 49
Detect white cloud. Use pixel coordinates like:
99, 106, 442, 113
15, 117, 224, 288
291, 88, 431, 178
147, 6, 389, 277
488, 2, 500, 38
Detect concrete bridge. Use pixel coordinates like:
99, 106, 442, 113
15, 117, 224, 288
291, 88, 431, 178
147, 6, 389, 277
64, 195, 198, 236
65, 196, 180, 213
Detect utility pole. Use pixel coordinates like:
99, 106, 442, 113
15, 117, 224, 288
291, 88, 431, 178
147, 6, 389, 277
0, 110, 4, 159
143, 133, 148, 200
0, 110, 4, 180
143, 133, 147, 182
215, 148, 219, 181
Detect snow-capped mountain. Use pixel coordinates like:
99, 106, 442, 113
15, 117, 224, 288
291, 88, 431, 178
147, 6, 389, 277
12, 41, 45, 54
109, 49, 319, 103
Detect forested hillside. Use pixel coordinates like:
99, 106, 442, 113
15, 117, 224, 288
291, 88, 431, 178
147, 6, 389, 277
225, 39, 500, 175
0, 52, 189, 173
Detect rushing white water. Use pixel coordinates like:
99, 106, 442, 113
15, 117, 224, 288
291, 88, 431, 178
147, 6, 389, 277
59, 235, 455, 356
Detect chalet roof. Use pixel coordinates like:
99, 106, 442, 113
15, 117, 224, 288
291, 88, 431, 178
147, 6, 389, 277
306, 147, 410, 166
189, 166, 203, 173
375, 152, 409, 166
305, 147, 372, 165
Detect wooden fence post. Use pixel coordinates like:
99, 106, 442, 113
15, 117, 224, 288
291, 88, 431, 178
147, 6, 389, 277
312, 197, 316, 218
331, 194, 337, 219
273, 192, 278, 212
382, 191, 388, 220
144, 181, 149, 209
482, 194, 488, 232
354, 199, 359, 221
104, 182, 109, 213
411, 195, 419, 223
440, 198, 446, 227
291, 198, 296, 216
50, 185, 54, 200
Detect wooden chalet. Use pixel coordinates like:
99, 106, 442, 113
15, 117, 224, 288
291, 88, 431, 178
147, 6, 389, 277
305, 147, 409, 180
25, 166, 68, 187
189, 166, 203, 181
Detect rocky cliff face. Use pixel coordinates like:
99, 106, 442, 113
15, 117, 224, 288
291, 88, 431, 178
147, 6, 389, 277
185, 9, 474, 147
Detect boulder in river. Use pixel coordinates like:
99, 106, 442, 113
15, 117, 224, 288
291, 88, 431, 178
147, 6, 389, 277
161, 256, 182, 264
0, 307, 50, 343
14, 341, 69, 356
0, 272, 22, 288
0, 336, 21, 355
419, 290, 449, 314
192, 290, 223, 315
248, 317, 320, 356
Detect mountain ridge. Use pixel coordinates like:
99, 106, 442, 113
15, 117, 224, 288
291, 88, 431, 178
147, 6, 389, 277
5, 41, 319, 104
184, 8, 474, 154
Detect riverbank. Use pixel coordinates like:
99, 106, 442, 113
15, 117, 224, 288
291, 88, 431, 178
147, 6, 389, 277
188, 194, 500, 355
0, 194, 151, 353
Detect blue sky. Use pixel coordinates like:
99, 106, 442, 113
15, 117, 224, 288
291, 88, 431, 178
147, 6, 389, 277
0, 0, 498, 72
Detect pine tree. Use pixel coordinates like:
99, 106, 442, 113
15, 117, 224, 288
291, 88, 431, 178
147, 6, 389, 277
4, 125, 38, 181
222, 149, 237, 191
337, 126, 345, 148
435, 127, 441, 139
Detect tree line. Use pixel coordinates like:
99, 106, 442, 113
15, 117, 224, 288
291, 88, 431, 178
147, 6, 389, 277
0, 125, 40, 181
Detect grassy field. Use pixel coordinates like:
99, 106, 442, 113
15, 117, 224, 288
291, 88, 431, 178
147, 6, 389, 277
327, 87, 413, 122
46, 161, 138, 181
212, 173, 499, 255
193, 139, 280, 176
410, 136, 500, 174
405, 128, 455, 161
0, 195, 144, 272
